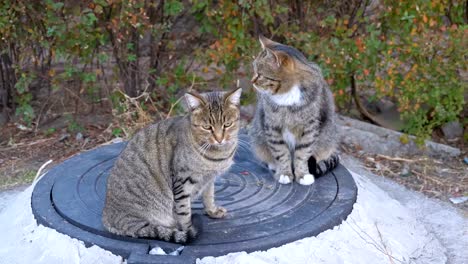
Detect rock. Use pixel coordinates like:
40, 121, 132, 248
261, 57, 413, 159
449, 196, 468, 204
375, 98, 395, 113
169, 246, 184, 256
149, 246, 166, 255
15, 123, 32, 131
75, 132, 84, 141
58, 133, 70, 142
148, 245, 183, 256
337, 115, 461, 159
400, 164, 411, 177
111, 137, 123, 144
441, 121, 463, 140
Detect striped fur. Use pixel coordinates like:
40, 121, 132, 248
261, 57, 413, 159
102, 88, 242, 243
250, 36, 339, 185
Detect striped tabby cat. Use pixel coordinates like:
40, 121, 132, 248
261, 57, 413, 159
102, 88, 242, 243
250, 36, 339, 186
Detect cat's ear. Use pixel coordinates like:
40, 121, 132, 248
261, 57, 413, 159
224, 87, 242, 106
271, 50, 294, 69
184, 92, 206, 111
258, 36, 294, 69
259, 35, 277, 50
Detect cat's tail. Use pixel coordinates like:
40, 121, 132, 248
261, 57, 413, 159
135, 214, 203, 244
308, 153, 340, 177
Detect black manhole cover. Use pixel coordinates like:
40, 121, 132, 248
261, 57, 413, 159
32, 134, 357, 264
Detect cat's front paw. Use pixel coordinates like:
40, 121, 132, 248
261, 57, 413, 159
297, 174, 315, 186
205, 206, 227, 219
186, 224, 198, 239
277, 174, 292, 184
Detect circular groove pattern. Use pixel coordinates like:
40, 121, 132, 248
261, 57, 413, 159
32, 134, 357, 264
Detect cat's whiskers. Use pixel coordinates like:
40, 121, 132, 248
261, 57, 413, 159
202, 144, 211, 157
198, 142, 212, 157
197, 142, 208, 153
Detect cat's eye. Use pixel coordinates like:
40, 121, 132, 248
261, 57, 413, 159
202, 125, 212, 130
224, 122, 233, 128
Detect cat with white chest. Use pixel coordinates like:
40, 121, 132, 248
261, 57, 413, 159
250, 36, 340, 185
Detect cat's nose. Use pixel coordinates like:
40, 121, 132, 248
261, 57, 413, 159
213, 132, 223, 144
251, 73, 259, 83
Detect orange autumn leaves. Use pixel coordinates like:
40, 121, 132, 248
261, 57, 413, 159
208, 37, 240, 65
355, 37, 365, 53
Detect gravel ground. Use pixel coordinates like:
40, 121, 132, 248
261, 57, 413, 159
0, 153, 466, 264
341, 154, 468, 264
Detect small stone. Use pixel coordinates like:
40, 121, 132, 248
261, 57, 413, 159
464, 157, 468, 165
449, 196, 468, 204
149, 246, 166, 255
16, 123, 32, 131
169, 246, 184, 256
82, 137, 90, 147
375, 163, 381, 170
400, 164, 411, 177
441, 121, 463, 140
111, 137, 123, 144
75, 132, 84, 141
376, 98, 395, 113
58, 133, 70, 142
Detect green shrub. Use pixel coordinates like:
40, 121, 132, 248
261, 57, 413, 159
194, 0, 466, 140
0, 0, 465, 141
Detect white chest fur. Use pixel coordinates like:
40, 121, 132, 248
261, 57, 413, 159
270, 84, 302, 106
282, 128, 296, 150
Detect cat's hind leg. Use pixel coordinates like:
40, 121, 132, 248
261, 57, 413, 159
308, 118, 339, 177
135, 221, 197, 244
309, 152, 340, 177
107, 215, 196, 244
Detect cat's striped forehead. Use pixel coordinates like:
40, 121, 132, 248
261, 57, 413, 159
203, 91, 224, 111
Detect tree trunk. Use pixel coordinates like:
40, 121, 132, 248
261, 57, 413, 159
0, 52, 17, 123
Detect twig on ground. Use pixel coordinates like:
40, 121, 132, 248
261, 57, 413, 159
374, 222, 395, 264
376, 154, 427, 163
378, 164, 399, 177
0, 138, 55, 151
347, 217, 404, 264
